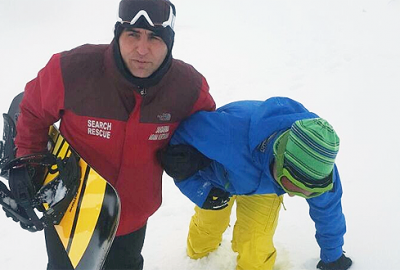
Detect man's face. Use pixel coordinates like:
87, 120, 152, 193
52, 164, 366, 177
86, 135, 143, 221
119, 28, 168, 78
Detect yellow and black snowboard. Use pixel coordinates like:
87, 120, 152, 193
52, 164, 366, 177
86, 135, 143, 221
0, 93, 120, 270
46, 125, 120, 270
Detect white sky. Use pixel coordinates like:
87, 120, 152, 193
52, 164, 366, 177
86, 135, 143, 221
1, 0, 400, 269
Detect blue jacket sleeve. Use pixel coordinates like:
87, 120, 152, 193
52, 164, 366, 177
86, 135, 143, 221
170, 111, 237, 206
174, 172, 213, 207
170, 110, 246, 166
307, 166, 346, 263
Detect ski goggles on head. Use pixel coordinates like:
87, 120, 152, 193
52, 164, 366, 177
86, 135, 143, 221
273, 131, 333, 199
118, 0, 176, 30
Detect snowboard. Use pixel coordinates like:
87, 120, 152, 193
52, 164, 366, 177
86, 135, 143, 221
0, 93, 121, 270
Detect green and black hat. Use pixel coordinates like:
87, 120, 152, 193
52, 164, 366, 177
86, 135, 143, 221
273, 118, 340, 198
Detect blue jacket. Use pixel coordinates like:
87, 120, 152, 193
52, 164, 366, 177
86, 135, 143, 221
170, 97, 347, 263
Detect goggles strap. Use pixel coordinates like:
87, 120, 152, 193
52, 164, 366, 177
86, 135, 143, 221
162, 6, 175, 28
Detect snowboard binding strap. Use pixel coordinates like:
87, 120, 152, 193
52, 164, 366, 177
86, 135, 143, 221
0, 91, 81, 232
1, 152, 81, 232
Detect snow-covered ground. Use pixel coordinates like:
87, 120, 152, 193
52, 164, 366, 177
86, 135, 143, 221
1, 0, 400, 269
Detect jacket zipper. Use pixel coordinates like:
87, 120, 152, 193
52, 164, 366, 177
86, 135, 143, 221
138, 86, 147, 96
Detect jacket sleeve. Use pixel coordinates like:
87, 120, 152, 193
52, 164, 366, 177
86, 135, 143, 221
170, 110, 245, 167
174, 171, 213, 207
307, 165, 346, 263
15, 54, 65, 157
169, 109, 235, 206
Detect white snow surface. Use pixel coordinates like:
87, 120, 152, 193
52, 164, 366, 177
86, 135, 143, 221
1, 0, 400, 269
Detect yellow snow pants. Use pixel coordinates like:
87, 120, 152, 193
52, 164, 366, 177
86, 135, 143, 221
187, 194, 282, 270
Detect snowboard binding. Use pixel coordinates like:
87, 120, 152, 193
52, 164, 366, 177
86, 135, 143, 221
0, 93, 81, 232
1, 152, 81, 231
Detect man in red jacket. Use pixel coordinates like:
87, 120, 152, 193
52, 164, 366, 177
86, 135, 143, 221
14, 0, 215, 269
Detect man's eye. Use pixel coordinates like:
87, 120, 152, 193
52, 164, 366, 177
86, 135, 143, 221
150, 35, 162, 41
127, 31, 140, 38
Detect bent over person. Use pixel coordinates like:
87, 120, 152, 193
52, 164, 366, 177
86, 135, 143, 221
160, 97, 352, 270
13, 0, 215, 269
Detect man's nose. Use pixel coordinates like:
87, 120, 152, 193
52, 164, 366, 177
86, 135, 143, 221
136, 37, 149, 55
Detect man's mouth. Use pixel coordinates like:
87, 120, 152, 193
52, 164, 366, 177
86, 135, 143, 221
134, 59, 149, 64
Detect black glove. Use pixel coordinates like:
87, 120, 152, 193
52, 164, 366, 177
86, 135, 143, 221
159, 144, 212, 181
317, 254, 352, 270
201, 187, 230, 210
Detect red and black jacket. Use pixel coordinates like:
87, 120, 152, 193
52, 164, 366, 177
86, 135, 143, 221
15, 42, 215, 236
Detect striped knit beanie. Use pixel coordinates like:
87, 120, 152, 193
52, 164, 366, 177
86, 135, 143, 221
273, 118, 340, 191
